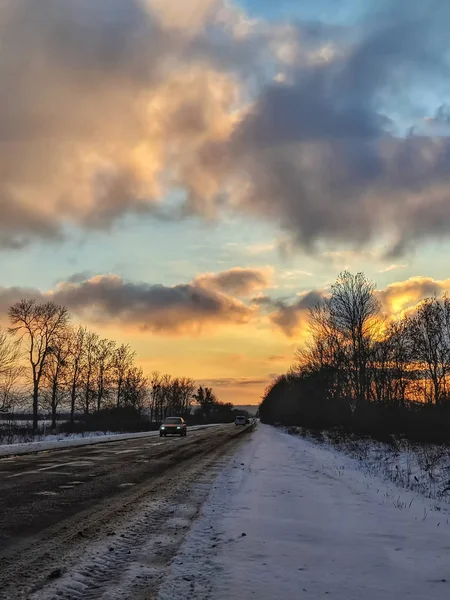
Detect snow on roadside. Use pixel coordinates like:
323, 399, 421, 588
287, 427, 450, 505
158, 424, 450, 600
0, 430, 160, 457
0, 424, 219, 457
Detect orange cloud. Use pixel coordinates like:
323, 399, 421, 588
0, 0, 245, 248
376, 276, 450, 317
261, 276, 450, 338
148, 0, 219, 34
3, 274, 450, 344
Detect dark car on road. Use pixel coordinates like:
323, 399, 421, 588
160, 417, 187, 437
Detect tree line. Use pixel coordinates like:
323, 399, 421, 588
0, 299, 241, 434
260, 271, 450, 442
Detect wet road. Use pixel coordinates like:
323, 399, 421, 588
0, 424, 230, 550
0, 423, 254, 599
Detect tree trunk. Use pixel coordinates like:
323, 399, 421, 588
32, 381, 39, 434
70, 377, 77, 425
51, 401, 57, 430
51, 378, 58, 430
97, 386, 102, 412
117, 379, 122, 409
85, 375, 90, 416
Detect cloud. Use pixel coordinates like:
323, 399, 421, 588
266, 290, 326, 337
379, 264, 407, 273
261, 274, 450, 337
0, 0, 169, 245
0, 269, 259, 334
321, 249, 381, 268
50, 274, 450, 339
244, 243, 276, 255
2, 1, 450, 256
65, 272, 95, 284
198, 377, 269, 388
196, 376, 270, 404
3, 271, 450, 341
0, 0, 242, 247
376, 276, 450, 317
181, 1, 450, 257
148, 0, 219, 34
278, 269, 313, 280
195, 267, 272, 296
48, 273, 255, 334
423, 105, 450, 134
268, 354, 288, 363
0, 285, 41, 318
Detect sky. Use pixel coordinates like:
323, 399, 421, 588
1, 0, 450, 404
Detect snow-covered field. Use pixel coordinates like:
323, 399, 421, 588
158, 424, 450, 599
0, 424, 219, 457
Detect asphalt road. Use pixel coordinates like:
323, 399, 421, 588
0, 425, 226, 548
0, 423, 253, 600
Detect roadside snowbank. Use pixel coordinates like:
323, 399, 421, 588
158, 424, 450, 599
287, 427, 450, 505
0, 430, 160, 457
0, 424, 219, 457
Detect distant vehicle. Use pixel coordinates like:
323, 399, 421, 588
160, 417, 187, 437
235, 416, 246, 426
245, 417, 250, 424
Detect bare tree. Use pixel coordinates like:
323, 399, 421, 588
149, 371, 164, 422
406, 297, 450, 404
41, 330, 71, 430
389, 320, 414, 406
112, 344, 136, 408
302, 301, 349, 403
148, 372, 193, 421
193, 386, 217, 421
122, 366, 148, 411
0, 328, 23, 413
159, 373, 173, 419
93, 337, 116, 411
8, 300, 70, 432
80, 330, 99, 415
178, 377, 195, 415
329, 271, 380, 407
67, 326, 87, 425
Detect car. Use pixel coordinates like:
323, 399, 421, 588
160, 417, 187, 437
235, 415, 246, 426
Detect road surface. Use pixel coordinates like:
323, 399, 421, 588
0, 423, 252, 599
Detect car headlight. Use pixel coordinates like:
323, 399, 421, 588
177, 426, 181, 429
161, 426, 165, 430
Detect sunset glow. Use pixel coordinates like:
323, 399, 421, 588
1, 0, 450, 404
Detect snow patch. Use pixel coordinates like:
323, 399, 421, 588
0, 424, 220, 457
291, 428, 450, 505
159, 424, 450, 599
